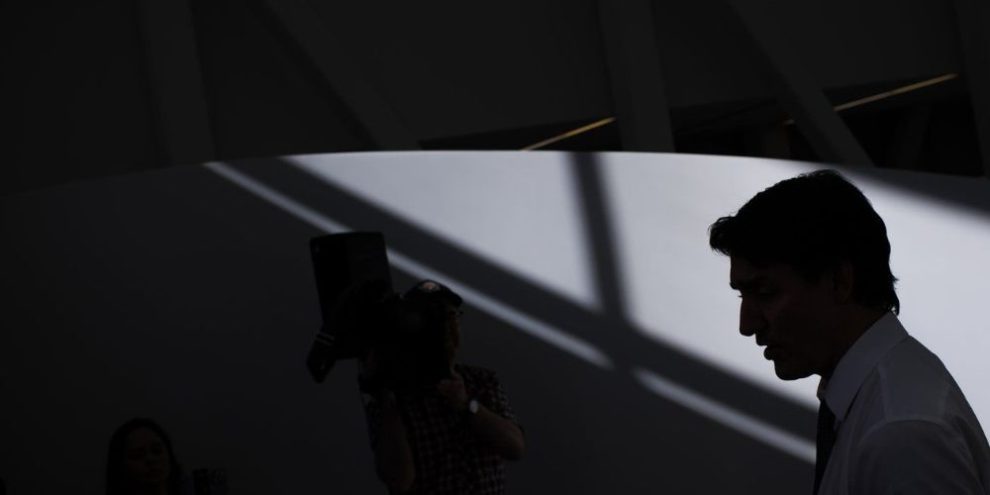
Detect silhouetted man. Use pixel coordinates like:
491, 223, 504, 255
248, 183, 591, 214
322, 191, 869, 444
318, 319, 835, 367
708, 169, 990, 494
358, 280, 525, 494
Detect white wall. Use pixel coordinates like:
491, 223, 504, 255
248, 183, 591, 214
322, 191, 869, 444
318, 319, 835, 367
3, 151, 987, 494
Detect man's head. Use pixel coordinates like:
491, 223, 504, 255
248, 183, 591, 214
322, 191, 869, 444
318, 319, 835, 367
403, 280, 464, 365
708, 169, 898, 380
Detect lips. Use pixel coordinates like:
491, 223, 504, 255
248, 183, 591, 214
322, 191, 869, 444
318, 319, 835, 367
763, 346, 781, 360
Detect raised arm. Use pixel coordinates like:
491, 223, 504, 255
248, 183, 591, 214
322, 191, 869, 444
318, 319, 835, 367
437, 369, 526, 460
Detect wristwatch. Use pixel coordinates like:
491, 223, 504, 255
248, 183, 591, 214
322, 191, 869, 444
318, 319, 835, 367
467, 398, 480, 415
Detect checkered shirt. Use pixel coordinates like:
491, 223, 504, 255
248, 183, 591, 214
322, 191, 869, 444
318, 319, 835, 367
362, 364, 521, 495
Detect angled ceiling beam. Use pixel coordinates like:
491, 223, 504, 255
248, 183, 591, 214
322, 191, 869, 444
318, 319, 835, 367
952, 0, 990, 179
597, 0, 675, 152
724, 0, 874, 167
258, 1, 419, 150
136, 0, 216, 165
522, 117, 616, 150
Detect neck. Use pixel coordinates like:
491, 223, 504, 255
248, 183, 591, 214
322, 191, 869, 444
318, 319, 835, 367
821, 307, 887, 380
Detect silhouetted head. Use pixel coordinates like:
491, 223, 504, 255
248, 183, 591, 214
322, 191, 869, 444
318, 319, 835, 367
106, 418, 182, 495
403, 280, 464, 365
708, 169, 898, 380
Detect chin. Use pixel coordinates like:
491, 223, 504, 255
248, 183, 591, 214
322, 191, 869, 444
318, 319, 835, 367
773, 361, 812, 381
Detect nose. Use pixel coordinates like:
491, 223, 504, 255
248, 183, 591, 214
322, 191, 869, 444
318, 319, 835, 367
739, 297, 765, 338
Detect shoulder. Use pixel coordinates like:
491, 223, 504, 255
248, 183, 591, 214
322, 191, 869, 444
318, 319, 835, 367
455, 363, 496, 379
844, 336, 983, 452
853, 419, 985, 491
873, 337, 964, 420
859, 418, 958, 452
454, 364, 500, 387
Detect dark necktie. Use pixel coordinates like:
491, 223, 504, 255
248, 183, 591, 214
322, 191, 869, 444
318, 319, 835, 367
813, 401, 837, 494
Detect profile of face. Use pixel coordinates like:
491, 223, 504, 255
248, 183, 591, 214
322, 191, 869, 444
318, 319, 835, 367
730, 256, 842, 380
123, 427, 172, 488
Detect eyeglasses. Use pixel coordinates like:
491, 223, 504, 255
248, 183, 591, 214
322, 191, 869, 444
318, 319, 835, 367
447, 309, 464, 318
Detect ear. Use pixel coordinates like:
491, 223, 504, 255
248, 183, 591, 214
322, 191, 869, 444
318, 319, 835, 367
832, 261, 855, 304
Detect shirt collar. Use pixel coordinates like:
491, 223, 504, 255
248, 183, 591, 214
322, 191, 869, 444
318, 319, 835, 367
820, 311, 909, 423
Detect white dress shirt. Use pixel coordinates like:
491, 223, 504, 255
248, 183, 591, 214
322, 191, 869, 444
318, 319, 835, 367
818, 312, 990, 494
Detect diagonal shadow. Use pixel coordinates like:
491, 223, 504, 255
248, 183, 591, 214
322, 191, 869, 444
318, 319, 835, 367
222, 156, 817, 442
571, 152, 628, 319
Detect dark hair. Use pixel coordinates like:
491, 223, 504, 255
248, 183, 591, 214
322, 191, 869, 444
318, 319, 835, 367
708, 169, 899, 315
403, 279, 463, 308
106, 418, 183, 495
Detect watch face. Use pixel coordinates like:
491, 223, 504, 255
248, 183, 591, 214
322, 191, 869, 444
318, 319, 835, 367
469, 399, 479, 414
